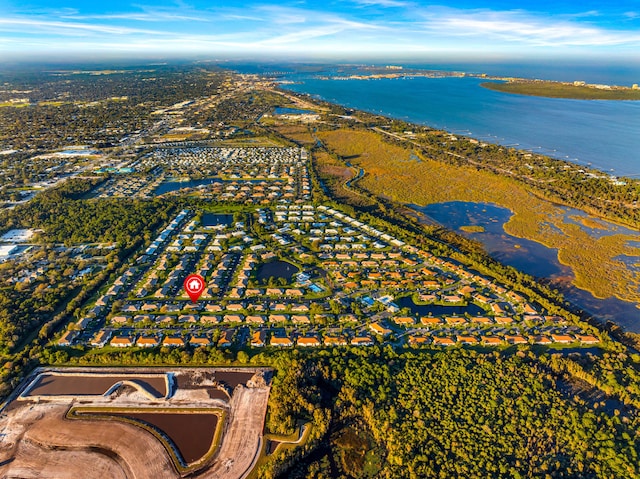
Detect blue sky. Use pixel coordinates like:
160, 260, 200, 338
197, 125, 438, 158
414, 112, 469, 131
2, 0, 640, 60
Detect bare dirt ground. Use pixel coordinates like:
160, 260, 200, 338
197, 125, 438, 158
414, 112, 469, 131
2, 403, 175, 479
195, 386, 270, 479
0, 367, 271, 479
5, 438, 129, 479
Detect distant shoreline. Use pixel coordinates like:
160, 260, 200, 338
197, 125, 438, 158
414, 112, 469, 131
481, 80, 640, 100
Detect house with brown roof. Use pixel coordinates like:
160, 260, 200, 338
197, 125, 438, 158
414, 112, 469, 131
247, 302, 266, 311
111, 336, 135, 347
95, 296, 109, 307
297, 336, 321, 347
351, 336, 374, 346
494, 316, 513, 324
269, 314, 288, 323
469, 316, 492, 324
228, 288, 243, 299
445, 316, 466, 325
251, 330, 266, 347
420, 316, 442, 326
443, 295, 463, 303
134, 314, 153, 323
481, 336, 502, 346
393, 316, 415, 326
432, 337, 456, 346
408, 335, 430, 346
90, 330, 111, 348
491, 303, 508, 315
576, 334, 599, 344
369, 322, 392, 336
142, 303, 158, 312
292, 315, 310, 324
324, 335, 348, 346
58, 330, 77, 347
456, 335, 478, 345
459, 285, 475, 295
508, 291, 526, 302
246, 315, 265, 324
473, 294, 491, 304
270, 335, 293, 347
162, 336, 185, 347
551, 334, 575, 344
546, 315, 567, 323
136, 336, 160, 348
218, 330, 234, 348
189, 336, 211, 347
505, 335, 528, 345
200, 315, 220, 324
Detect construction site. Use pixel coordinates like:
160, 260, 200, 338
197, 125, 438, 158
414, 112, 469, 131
0, 367, 271, 479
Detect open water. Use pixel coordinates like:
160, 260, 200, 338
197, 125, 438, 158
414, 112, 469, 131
283, 75, 640, 177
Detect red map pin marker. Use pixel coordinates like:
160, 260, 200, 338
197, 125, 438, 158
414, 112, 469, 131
184, 274, 205, 303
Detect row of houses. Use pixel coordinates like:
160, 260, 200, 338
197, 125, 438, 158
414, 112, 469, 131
109, 333, 212, 348
407, 333, 599, 347
63, 324, 597, 350
87, 329, 375, 349
144, 209, 189, 255
110, 312, 320, 325
250, 331, 373, 348
94, 172, 163, 198
141, 146, 311, 201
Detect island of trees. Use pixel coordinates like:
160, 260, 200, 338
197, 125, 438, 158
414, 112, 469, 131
481, 80, 640, 100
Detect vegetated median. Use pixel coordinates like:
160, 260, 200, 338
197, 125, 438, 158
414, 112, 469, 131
481, 80, 640, 100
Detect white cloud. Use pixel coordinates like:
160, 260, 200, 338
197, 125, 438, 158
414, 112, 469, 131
253, 6, 308, 25
0, 17, 165, 36
63, 12, 209, 22
417, 8, 640, 47
2, 3, 639, 57
351, 0, 411, 7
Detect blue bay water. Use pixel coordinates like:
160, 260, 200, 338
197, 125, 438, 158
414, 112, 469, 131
271, 67, 640, 328
415, 201, 640, 331
282, 76, 640, 177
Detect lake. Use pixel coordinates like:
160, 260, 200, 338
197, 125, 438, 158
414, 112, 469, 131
396, 296, 485, 317
153, 178, 220, 196
201, 213, 234, 227
414, 201, 640, 331
282, 76, 640, 177
255, 260, 300, 283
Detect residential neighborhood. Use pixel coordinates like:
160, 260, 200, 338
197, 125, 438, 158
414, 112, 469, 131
58, 145, 600, 351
